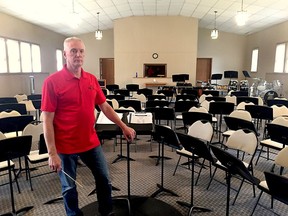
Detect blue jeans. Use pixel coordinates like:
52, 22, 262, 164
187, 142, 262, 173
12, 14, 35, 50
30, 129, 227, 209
58, 146, 113, 216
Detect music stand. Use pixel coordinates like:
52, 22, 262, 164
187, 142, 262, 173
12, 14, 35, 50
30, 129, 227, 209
210, 145, 260, 216
242, 70, 251, 79
151, 125, 182, 198
211, 74, 223, 86
176, 133, 212, 215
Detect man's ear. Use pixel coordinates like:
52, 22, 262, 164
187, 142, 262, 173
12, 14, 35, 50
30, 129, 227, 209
63, 51, 67, 59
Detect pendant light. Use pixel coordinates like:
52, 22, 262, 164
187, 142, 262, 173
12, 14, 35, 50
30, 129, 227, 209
236, 0, 248, 26
95, 12, 103, 40
211, 11, 219, 40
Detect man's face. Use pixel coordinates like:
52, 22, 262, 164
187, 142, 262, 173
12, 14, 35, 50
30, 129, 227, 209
64, 40, 85, 68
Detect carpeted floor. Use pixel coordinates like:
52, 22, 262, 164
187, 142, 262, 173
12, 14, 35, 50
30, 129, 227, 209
1, 129, 288, 216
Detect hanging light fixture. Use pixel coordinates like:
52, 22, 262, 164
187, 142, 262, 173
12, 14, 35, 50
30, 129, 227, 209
95, 12, 103, 40
211, 11, 219, 40
69, 0, 80, 29
236, 0, 248, 26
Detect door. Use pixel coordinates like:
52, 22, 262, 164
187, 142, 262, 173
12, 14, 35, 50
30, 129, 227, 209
100, 58, 114, 85
196, 58, 212, 83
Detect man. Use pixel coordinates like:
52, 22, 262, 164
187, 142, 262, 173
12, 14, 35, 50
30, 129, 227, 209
41, 37, 135, 216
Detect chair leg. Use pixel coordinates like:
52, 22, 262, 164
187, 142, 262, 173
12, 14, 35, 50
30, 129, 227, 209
255, 146, 264, 165
173, 155, 182, 176
250, 190, 263, 216
232, 178, 244, 205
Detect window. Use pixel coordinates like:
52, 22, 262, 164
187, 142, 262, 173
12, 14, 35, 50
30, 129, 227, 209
250, 48, 258, 72
274, 43, 286, 73
0, 38, 7, 73
56, 49, 63, 71
0, 37, 41, 73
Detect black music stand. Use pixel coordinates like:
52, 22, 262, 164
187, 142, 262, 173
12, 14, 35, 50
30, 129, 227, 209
242, 70, 251, 79
0, 136, 34, 216
176, 133, 212, 215
210, 145, 260, 216
211, 74, 222, 86
151, 125, 182, 198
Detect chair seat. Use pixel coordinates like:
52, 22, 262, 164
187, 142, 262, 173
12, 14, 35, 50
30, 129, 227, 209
260, 139, 284, 150
176, 114, 183, 120
212, 117, 217, 123
27, 150, 49, 163
258, 180, 268, 191
0, 160, 15, 171
176, 148, 199, 158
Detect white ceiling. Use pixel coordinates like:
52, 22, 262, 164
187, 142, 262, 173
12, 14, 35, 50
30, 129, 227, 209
1, 0, 288, 36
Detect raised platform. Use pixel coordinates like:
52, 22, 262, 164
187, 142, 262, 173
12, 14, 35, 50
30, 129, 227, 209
81, 196, 183, 216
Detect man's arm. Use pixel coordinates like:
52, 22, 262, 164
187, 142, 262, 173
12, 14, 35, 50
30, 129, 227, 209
98, 101, 136, 142
42, 111, 62, 172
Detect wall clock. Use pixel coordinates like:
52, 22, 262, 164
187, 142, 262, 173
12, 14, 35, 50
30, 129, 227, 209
152, 53, 158, 59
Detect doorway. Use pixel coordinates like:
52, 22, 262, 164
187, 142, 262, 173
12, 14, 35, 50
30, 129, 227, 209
100, 58, 114, 85
196, 58, 212, 83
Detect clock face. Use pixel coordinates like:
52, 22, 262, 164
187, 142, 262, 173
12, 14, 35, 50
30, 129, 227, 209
152, 53, 158, 59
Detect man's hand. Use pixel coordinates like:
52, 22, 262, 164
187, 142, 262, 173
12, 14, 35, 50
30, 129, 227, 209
48, 154, 62, 173
122, 125, 136, 143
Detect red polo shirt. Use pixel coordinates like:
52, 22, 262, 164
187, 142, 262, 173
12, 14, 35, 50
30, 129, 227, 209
41, 65, 106, 154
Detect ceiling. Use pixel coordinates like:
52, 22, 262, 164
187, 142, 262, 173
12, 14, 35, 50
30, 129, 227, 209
1, 0, 288, 36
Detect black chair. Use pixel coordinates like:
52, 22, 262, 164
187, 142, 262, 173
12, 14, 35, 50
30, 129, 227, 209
150, 125, 182, 198
236, 96, 259, 105
210, 145, 260, 216
267, 99, 288, 107
0, 97, 18, 104
114, 89, 130, 97
146, 100, 169, 108
0, 135, 34, 215
106, 94, 125, 101
106, 84, 119, 93
176, 133, 212, 215
118, 100, 142, 112
0, 103, 27, 115
147, 95, 166, 101
137, 88, 153, 97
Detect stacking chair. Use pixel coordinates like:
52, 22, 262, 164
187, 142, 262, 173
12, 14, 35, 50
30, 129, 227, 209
251, 147, 288, 215
182, 112, 212, 133
210, 145, 260, 216
0, 110, 21, 118
199, 94, 212, 103
208, 129, 258, 205
118, 100, 142, 112
255, 120, 288, 165
0, 135, 34, 215
150, 125, 182, 198
14, 94, 28, 102
173, 120, 213, 178
225, 95, 237, 105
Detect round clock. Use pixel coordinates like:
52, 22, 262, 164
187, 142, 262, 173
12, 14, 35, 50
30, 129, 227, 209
152, 53, 158, 59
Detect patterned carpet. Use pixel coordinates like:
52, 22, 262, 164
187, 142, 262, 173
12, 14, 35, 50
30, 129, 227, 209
1, 131, 288, 216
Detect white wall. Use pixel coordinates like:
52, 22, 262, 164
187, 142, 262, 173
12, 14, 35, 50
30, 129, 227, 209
114, 16, 198, 88
0, 12, 65, 96
197, 28, 247, 85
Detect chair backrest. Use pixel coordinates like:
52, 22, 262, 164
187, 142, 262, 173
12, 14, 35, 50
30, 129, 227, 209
275, 147, 288, 168
225, 95, 237, 105
271, 116, 288, 127
229, 110, 252, 121
225, 129, 258, 155
19, 100, 36, 112
189, 106, 208, 113
236, 101, 254, 110
199, 94, 212, 103
0, 110, 21, 118
107, 98, 119, 109
23, 121, 44, 151
117, 106, 136, 113
200, 100, 212, 111
188, 120, 213, 142
271, 105, 288, 118
132, 93, 147, 103
14, 94, 28, 102
264, 171, 288, 205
